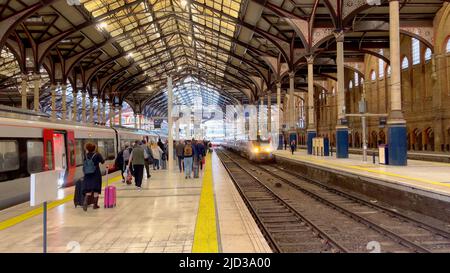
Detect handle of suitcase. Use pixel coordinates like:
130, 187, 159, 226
105, 166, 109, 187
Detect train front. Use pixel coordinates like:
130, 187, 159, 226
249, 140, 274, 162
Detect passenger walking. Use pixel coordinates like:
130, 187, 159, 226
284, 138, 288, 150
123, 144, 132, 176
115, 146, 125, 182
192, 140, 200, 178
82, 142, 105, 211
183, 140, 194, 179
176, 140, 185, 173
290, 140, 296, 155
196, 140, 206, 171
161, 140, 168, 169
151, 142, 163, 170
128, 140, 145, 190
142, 140, 152, 178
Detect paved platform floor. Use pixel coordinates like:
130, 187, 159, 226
274, 149, 450, 198
0, 152, 270, 253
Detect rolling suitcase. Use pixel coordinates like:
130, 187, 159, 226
74, 179, 93, 208
74, 179, 84, 207
104, 168, 117, 208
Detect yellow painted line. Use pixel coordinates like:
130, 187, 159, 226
192, 153, 219, 253
0, 174, 122, 232
278, 153, 450, 190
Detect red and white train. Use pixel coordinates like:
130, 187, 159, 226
0, 107, 165, 210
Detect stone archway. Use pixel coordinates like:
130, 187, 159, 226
379, 130, 386, 145
371, 131, 378, 148
424, 127, 435, 151
413, 128, 422, 151
355, 132, 361, 148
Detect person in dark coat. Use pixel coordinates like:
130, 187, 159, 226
290, 140, 296, 155
83, 142, 105, 211
115, 147, 125, 182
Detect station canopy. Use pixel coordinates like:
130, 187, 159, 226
0, 0, 446, 118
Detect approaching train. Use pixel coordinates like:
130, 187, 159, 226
222, 138, 275, 162
0, 107, 165, 210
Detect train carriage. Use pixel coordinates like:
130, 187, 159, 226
0, 108, 165, 210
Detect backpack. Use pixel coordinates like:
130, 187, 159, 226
144, 146, 150, 160
83, 153, 97, 175
184, 144, 193, 157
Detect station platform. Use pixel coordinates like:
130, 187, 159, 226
0, 153, 270, 253
274, 149, 450, 199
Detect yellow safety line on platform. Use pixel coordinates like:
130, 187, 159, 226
192, 154, 219, 253
279, 153, 450, 190
0, 175, 122, 232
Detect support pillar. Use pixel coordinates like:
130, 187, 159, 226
387, 0, 407, 165
33, 74, 41, 112
61, 84, 67, 120
168, 75, 174, 170
288, 72, 297, 147
335, 31, 349, 158
50, 84, 56, 120
89, 97, 94, 124
109, 101, 113, 127
276, 82, 283, 149
306, 57, 317, 154
21, 75, 27, 110
118, 105, 123, 126
138, 114, 142, 129
102, 100, 106, 125
72, 90, 78, 122
96, 97, 101, 124
134, 114, 138, 129
267, 91, 272, 133
81, 92, 86, 123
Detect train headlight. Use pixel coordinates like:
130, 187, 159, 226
253, 147, 260, 153
264, 147, 272, 153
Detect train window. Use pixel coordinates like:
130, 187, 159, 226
97, 140, 106, 158
68, 140, 75, 166
27, 141, 43, 173
46, 140, 53, 170
105, 140, 114, 160
0, 140, 19, 172
76, 140, 84, 166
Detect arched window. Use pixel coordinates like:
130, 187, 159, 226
402, 57, 409, 70
446, 38, 450, 53
354, 72, 359, 87
349, 81, 353, 89
371, 70, 376, 81
412, 38, 420, 65
378, 49, 385, 78
332, 87, 335, 96
387, 65, 391, 77
424, 48, 432, 62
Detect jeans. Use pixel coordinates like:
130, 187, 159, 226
161, 158, 167, 169
183, 157, 193, 177
153, 159, 160, 169
133, 165, 144, 187
177, 156, 184, 172
144, 160, 150, 178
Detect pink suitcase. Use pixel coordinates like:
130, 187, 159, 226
104, 168, 116, 208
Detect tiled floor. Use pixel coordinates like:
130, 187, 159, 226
275, 149, 450, 198
0, 153, 271, 253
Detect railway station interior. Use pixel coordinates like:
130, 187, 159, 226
1, 0, 450, 256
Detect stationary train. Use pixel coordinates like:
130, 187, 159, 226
0, 107, 165, 210
222, 138, 275, 162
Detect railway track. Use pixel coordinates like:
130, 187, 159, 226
217, 149, 450, 253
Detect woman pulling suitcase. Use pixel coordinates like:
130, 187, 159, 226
82, 142, 105, 211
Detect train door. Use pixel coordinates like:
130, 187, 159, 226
43, 129, 76, 187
